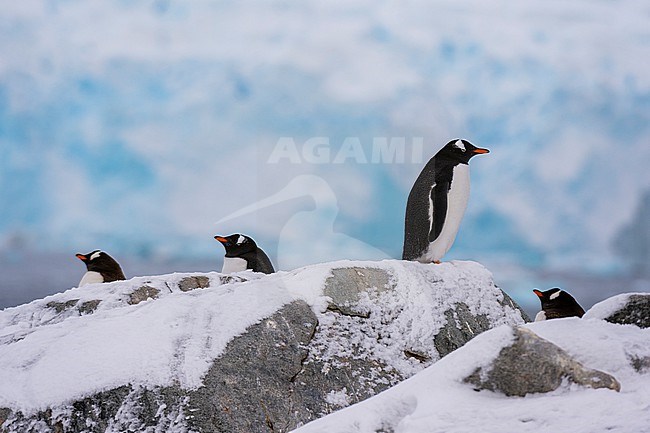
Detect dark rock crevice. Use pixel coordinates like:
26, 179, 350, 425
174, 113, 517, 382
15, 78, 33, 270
603, 294, 650, 328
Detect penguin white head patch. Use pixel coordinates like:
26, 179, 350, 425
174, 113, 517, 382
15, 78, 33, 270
549, 290, 562, 300
236, 235, 246, 245
453, 139, 466, 152
90, 251, 102, 261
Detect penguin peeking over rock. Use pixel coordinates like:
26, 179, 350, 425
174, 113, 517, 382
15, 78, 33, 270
402, 139, 489, 264
533, 288, 585, 321
75, 250, 126, 287
214, 234, 275, 274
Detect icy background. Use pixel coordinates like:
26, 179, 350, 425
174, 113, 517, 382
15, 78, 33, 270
1, 0, 649, 312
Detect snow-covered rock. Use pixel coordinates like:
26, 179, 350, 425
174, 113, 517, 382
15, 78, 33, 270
464, 327, 620, 397
0, 260, 527, 432
584, 292, 650, 328
292, 318, 650, 433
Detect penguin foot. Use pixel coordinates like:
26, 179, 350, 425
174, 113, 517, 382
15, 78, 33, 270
433, 260, 441, 264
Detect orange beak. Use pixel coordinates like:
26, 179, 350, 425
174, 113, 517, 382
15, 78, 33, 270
473, 147, 490, 154
533, 289, 544, 298
214, 236, 229, 243
75, 254, 87, 261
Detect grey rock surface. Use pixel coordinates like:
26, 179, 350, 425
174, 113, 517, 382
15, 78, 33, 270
434, 303, 494, 358
1, 386, 132, 433
78, 299, 101, 314
186, 300, 318, 432
324, 267, 392, 317
128, 285, 160, 305
179, 275, 212, 292
45, 299, 79, 314
186, 298, 403, 432
434, 292, 530, 358
603, 294, 650, 328
465, 327, 621, 396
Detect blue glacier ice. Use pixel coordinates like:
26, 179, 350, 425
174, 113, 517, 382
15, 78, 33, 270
0, 0, 649, 309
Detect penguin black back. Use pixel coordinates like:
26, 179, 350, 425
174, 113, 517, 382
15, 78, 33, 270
533, 288, 585, 321
214, 234, 275, 274
75, 250, 126, 285
402, 139, 489, 263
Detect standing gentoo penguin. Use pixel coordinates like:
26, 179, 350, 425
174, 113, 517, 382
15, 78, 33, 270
214, 234, 275, 274
533, 288, 585, 321
402, 139, 489, 263
75, 250, 126, 286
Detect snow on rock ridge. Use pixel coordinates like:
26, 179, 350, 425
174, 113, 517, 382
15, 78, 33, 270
0, 259, 527, 431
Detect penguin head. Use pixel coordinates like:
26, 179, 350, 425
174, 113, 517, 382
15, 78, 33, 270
75, 250, 122, 273
533, 288, 583, 316
214, 234, 257, 257
437, 139, 489, 164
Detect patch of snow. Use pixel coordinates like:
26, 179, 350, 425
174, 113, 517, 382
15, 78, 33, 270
325, 389, 351, 409
105, 388, 192, 433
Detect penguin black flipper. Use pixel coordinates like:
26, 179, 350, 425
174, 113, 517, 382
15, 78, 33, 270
403, 181, 435, 260
236, 247, 275, 274
250, 249, 275, 274
430, 179, 450, 243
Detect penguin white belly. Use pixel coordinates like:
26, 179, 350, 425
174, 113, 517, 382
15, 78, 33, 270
222, 257, 248, 273
79, 271, 104, 287
534, 311, 547, 322
425, 164, 470, 262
